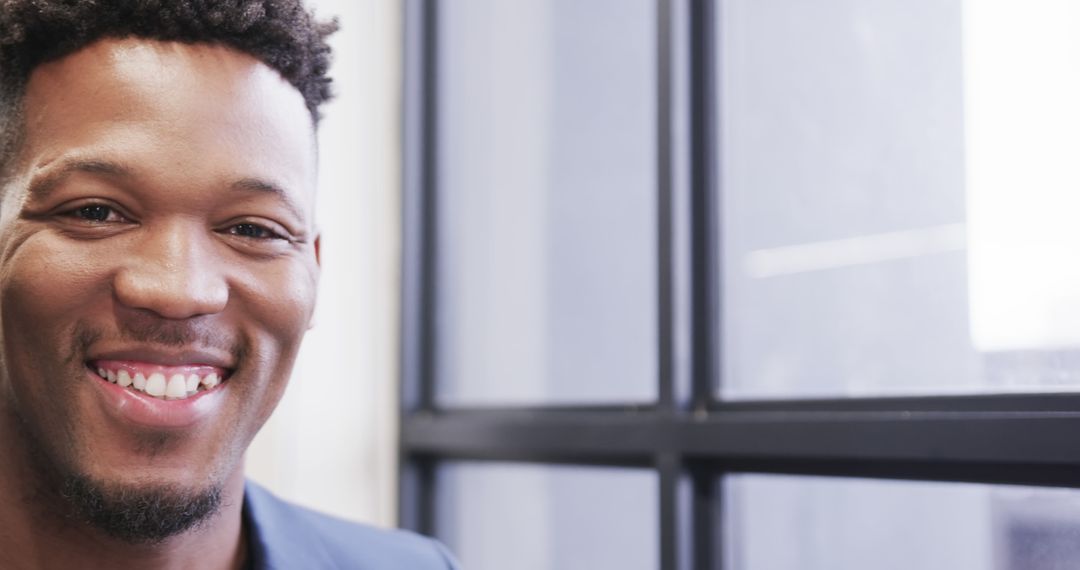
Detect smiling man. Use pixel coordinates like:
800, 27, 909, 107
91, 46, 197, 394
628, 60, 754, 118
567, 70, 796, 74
0, 2, 456, 569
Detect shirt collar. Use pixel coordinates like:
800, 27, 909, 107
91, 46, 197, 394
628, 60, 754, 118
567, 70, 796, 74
242, 480, 336, 570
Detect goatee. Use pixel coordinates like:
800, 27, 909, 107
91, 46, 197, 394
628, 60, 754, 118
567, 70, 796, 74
59, 474, 223, 544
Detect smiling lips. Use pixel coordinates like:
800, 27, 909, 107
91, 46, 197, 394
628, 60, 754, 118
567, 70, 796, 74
89, 360, 229, 401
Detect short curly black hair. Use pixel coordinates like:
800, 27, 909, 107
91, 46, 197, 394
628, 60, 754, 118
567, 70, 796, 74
0, 0, 337, 181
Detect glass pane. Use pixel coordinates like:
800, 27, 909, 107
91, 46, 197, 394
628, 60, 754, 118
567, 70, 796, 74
720, 0, 1080, 398
435, 0, 657, 406
724, 473, 1080, 570
436, 462, 658, 570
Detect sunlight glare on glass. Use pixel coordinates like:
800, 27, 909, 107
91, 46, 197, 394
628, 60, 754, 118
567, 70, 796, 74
965, 0, 1080, 352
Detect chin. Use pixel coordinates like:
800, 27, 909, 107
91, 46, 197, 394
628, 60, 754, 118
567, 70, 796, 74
58, 468, 225, 545
16, 407, 237, 544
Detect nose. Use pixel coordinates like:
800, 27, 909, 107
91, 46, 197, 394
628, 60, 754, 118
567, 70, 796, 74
113, 221, 229, 319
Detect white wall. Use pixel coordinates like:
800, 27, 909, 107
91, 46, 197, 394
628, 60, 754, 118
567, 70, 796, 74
245, 0, 402, 527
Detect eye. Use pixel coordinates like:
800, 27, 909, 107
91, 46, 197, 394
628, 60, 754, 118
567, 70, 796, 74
65, 203, 127, 223
229, 222, 286, 240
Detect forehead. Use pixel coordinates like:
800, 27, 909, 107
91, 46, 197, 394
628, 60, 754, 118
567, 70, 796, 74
15, 38, 316, 210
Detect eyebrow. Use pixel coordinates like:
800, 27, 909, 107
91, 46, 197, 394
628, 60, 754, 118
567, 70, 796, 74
25, 157, 308, 226
229, 177, 308, 227
27, 158, 133, 203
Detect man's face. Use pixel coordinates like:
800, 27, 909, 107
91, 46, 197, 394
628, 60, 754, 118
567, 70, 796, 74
0, 38, 319, 514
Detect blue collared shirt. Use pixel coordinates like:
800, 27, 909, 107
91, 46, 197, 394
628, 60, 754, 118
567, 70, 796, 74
243, 481, 460, 569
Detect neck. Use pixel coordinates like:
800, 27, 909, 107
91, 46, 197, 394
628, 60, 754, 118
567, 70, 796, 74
0, 409, 248, 570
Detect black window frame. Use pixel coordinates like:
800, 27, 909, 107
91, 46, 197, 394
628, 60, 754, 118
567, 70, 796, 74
399, 1, 1080, 568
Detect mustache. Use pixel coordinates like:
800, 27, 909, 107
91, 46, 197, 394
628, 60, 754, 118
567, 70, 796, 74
70, 316, 247, 365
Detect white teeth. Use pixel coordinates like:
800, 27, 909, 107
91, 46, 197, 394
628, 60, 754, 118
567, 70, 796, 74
186, 374, 199, 394
146, 373, 166, 397
165, 374, 187, 399
96, 365, 225, 400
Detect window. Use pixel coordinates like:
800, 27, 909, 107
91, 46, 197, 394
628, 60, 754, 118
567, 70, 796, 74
401, 0, 1080, 568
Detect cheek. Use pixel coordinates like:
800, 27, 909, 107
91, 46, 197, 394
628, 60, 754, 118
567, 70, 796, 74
2, 228, 114, 298
238, 257, 318, 346
228, 258, 318, 414
0, 233, 113, 453
0, 232, 114, 351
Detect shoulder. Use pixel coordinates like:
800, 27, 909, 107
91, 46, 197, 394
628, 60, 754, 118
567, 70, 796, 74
243, 481, 459, 570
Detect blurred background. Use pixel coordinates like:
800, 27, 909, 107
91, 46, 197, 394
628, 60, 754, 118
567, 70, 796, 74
249, 0, 1080, 568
